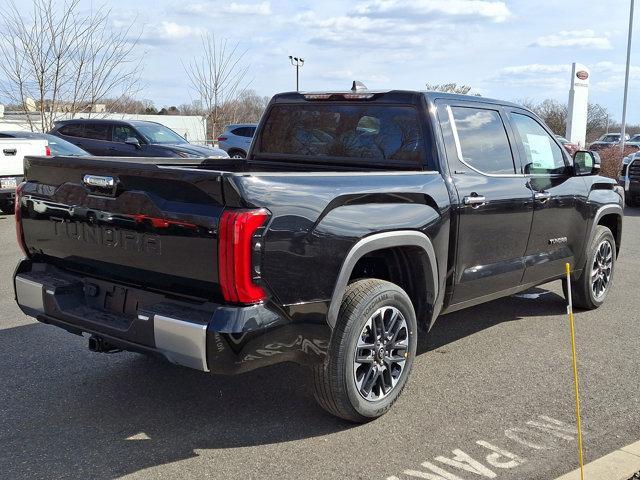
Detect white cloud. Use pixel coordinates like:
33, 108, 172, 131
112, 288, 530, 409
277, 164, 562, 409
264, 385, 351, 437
180, 1, 271, 17
138, 21, 203, 44
531, 30, 612, 49
486, 64, 572, 91
499, 64, 571, 75
589, 61, 640, 91
488, 61, 640, 95
157, 21, 202, 40
226, 1, 271, 15
353, 0, 511, 22
318, 69, 390, 85
296, 0, 511, 52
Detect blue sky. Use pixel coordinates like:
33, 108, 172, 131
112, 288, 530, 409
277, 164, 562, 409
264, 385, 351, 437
15, 1, 640, 122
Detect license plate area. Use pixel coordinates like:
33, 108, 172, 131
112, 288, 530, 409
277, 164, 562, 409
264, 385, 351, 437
82, 278, 165, 318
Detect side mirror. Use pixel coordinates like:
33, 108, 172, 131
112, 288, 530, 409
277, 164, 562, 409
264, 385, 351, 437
573, 150, 601, 176
125, 137, 141, 149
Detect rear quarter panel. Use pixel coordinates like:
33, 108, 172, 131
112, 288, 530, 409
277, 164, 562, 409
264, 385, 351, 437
227, 171, 451, 314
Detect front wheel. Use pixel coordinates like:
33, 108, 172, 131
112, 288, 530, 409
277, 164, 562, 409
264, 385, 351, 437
312, 279, 417, 422
565, 225, 616, 310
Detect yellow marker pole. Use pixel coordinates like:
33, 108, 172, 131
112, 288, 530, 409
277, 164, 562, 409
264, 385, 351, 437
565, 263, 585, 480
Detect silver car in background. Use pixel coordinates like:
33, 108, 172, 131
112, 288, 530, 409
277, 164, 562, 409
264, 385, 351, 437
217, 124, 257, 158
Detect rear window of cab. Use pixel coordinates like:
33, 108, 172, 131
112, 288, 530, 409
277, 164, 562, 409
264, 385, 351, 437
256, 104, 427, 167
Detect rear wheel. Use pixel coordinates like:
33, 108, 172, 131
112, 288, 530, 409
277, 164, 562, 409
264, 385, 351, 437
564, 225, 616, 310
229, 150, 246, 159
312, 279, 417, 422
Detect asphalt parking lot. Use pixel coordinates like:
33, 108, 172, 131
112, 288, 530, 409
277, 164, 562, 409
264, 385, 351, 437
1, 209, 639, 480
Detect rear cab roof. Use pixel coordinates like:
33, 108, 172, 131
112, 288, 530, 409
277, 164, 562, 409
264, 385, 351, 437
270, 90, 522, 109
54, 119, 164, 127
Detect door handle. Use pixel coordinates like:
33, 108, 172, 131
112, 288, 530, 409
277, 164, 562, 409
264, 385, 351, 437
2, 148, 17, 156
463, 195, 486, 206
534, 191, 551, 202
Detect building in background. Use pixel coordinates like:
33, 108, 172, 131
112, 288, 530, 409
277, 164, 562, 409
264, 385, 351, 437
0, 107, 207, 144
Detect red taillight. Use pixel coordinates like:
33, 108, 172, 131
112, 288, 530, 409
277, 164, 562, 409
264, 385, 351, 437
15, 182, 29, 257
218, 209, 269, 304
45, 145, 51, 156
217, 137, 228, 141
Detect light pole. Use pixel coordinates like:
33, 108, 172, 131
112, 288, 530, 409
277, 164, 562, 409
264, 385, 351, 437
288, 56, 304, 91
621, 0, 634, 153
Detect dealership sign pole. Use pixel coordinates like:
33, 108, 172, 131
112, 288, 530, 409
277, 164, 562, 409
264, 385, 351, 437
620, 0, 635, 153
566, 63, 590, 148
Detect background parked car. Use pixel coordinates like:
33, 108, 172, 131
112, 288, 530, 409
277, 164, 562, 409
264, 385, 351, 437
217, 124, 257, 158
0, 131, 90, 156
620, 151, 640, 207
555, 135, 579, 156
50, 119, 228, 158
589, 132, 631, 151
0, 137, 48, 214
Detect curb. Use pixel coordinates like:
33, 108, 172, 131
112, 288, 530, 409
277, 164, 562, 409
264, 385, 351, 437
555, 440, 640, 480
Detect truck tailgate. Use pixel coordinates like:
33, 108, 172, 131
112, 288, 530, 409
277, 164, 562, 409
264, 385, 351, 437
18, 156, 227, 300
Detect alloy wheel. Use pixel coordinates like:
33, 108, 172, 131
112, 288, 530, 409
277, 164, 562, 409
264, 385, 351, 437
591, 239, 613, 300
353, 306, 409, 401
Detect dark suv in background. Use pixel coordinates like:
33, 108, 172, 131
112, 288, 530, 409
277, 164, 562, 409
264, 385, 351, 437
50, 119, 228, 158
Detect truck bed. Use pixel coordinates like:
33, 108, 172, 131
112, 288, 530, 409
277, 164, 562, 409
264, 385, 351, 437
19, 154, 447, 305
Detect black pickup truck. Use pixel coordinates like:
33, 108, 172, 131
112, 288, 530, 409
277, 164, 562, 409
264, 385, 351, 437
13, 89, 623, 422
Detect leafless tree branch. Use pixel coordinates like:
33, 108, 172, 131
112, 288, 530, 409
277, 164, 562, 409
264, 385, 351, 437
0, 0, 143, 131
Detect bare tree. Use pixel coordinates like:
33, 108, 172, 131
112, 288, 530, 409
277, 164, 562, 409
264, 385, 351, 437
0, 0, 142, 131
425, 83, 476, 95
221, 89, 270, 124
184, 33, 250, 139
516, 98, 612, 141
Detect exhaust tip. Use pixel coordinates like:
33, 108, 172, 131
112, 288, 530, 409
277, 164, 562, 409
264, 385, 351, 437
88, 335, 121, 354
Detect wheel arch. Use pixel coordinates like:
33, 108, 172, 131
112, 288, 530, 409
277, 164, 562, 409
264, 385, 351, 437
597, 211, 622, 256
227, 148, 246, 157
327, 231, 438, 330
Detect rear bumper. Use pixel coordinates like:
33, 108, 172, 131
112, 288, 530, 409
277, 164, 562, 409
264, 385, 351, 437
14, 260, 329, 374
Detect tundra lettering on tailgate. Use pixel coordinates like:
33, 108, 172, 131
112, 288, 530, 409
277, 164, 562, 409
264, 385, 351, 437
52, 220, 162, 255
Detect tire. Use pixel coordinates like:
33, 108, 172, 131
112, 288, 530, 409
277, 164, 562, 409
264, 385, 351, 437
565, 225, 616, 310
312, 279, 418, 422
0, 202, 14, 215
625, 193, 640, 208
229, 150, 246, 159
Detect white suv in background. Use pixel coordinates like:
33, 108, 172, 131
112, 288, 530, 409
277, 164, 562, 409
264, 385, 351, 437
217, 124, 257, 158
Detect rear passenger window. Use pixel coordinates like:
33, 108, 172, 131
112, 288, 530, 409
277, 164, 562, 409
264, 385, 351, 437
82, 123, 111, 141
510, 113, 567, 175
58, 124, 84, 138
450, 106, 515, 174
232, 127, 255, 137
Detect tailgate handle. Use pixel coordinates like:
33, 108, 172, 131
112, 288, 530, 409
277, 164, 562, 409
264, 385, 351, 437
83, 174, 118, 196
2, 148, 17, 156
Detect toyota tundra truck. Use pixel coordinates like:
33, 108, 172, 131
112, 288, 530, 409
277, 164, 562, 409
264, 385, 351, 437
13, 88, 623, 422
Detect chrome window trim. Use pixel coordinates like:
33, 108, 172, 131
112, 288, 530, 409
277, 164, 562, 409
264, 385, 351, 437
446, 105, 524, 178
